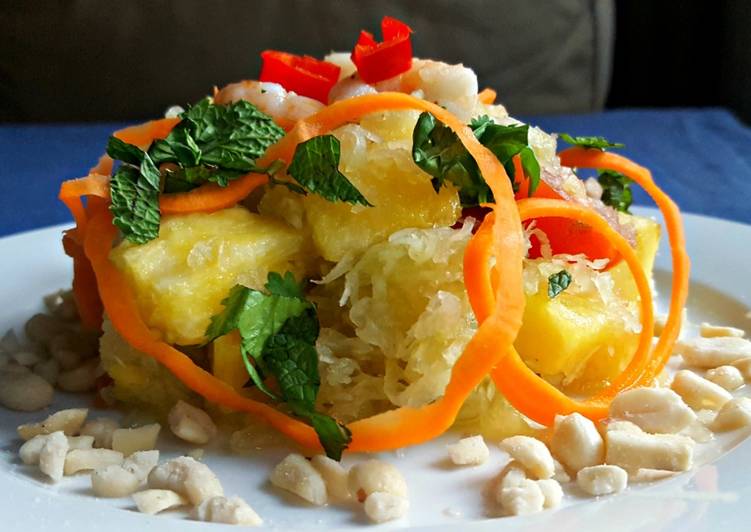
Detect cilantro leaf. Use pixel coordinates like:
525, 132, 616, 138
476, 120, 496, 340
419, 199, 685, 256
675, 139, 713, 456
287, 135, 372, 206
411, 113, 542, 206
109, 166, 160, 244
597, 170, 633, 213
205, 273, 351, 459
558, 133, 624, 151
548, 270, 572, 299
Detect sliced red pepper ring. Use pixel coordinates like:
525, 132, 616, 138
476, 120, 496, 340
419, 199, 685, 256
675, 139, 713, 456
351, 16, 413, 84
260, 50, 341, 104
513, 158, 622, 267
465, 199, 655, 425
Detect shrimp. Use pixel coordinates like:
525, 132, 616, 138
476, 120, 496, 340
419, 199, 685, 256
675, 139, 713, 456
214, 81, 323, 129
400, 59, 479, 122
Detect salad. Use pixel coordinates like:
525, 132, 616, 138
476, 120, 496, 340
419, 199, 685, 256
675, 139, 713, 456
56, 16, 689, 457
11, 14, 751, 526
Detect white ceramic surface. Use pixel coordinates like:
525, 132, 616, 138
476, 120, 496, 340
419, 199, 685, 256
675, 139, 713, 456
1, 207, 751, 531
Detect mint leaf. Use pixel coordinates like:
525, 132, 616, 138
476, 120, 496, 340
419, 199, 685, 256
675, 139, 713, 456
106, 98, 285, 244
548, 270, 572, 299
265, 271, 306, 299
106, 137, 145, 166
205, 273, 351, 459
306, 412, 352, 462
109, 166, 160, 244
412, 112, 489, 205
150, 98, 285, 175
598, 170, 633, 213
412, 113, 542, 206
558, 133, 624, 151
287, 135, 372, 206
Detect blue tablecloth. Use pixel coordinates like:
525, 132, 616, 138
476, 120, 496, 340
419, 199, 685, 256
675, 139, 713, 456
1, 107, 750, 237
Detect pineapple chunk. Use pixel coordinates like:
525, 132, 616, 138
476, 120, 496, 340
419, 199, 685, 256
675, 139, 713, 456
100, 319, 196, 415
110, 207, 307, 345
211, 331, 247, 390
260, 111, 461, 262
515, 215, 660, 394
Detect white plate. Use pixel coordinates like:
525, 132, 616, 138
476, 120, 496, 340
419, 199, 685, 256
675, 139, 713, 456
1, 207, 751, 532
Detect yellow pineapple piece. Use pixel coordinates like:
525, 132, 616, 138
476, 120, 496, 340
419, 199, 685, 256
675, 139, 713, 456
110, 206, 308, 345
211, 331, 248, 390
259, 111, 461, 262
99, 319, 196, 415
515, 215, 660, 394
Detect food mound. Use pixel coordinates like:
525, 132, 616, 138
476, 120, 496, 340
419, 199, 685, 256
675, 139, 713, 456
59, 16, 689, 460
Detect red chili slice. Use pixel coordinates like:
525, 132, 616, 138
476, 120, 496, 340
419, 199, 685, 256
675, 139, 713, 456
351, 16, 413, 84
259, 50, 341, 104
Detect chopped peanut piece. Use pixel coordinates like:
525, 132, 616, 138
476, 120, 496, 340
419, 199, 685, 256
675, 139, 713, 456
67, 435, 95, 450
499, 436, 555, 479
577, 465, 627, 496
498, 479, 544, 516
65, 449, 124, 475
552, 459, 571, 483
123, 450, 160, 482
80, 417, 119, 448
270, 454, 327, 505
19, 434, 52, 465
446, 435, 489, 466
700, 323, 745, 338
311, 455, 350, 500
348, 459, 408, 501
536, 478, 563, 508
605, 428, 694, 472
705, 366, 744, 391
148, 456, 223, 505
609, 387, 696, 434
551, 413, 604, 472
91, 465, 140, 498
111, 423, 161, 456
671, 370, 733, 410
363, 492, 409, 523
677, 337, 751, 368
733, 357, 751, 381
132, 489, 188, 515
168, 400, 217, 445
39, 431, 68, 482
193, 495, 262, 526
712, 397, 751, 432
497, 462, 527, 491
18, 408, 88, 440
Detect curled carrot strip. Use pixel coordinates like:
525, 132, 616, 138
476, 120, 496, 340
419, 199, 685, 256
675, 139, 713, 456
465, 198, 655, 425
478, 88, 497, 105
113, 117, 180, 149
58, 174, 111, 235
83, 92, 526, 452
558, 148, 690, 388
160, 174, 269, 214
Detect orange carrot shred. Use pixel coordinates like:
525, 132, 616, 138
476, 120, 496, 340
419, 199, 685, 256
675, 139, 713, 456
478, 88, 497, 105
